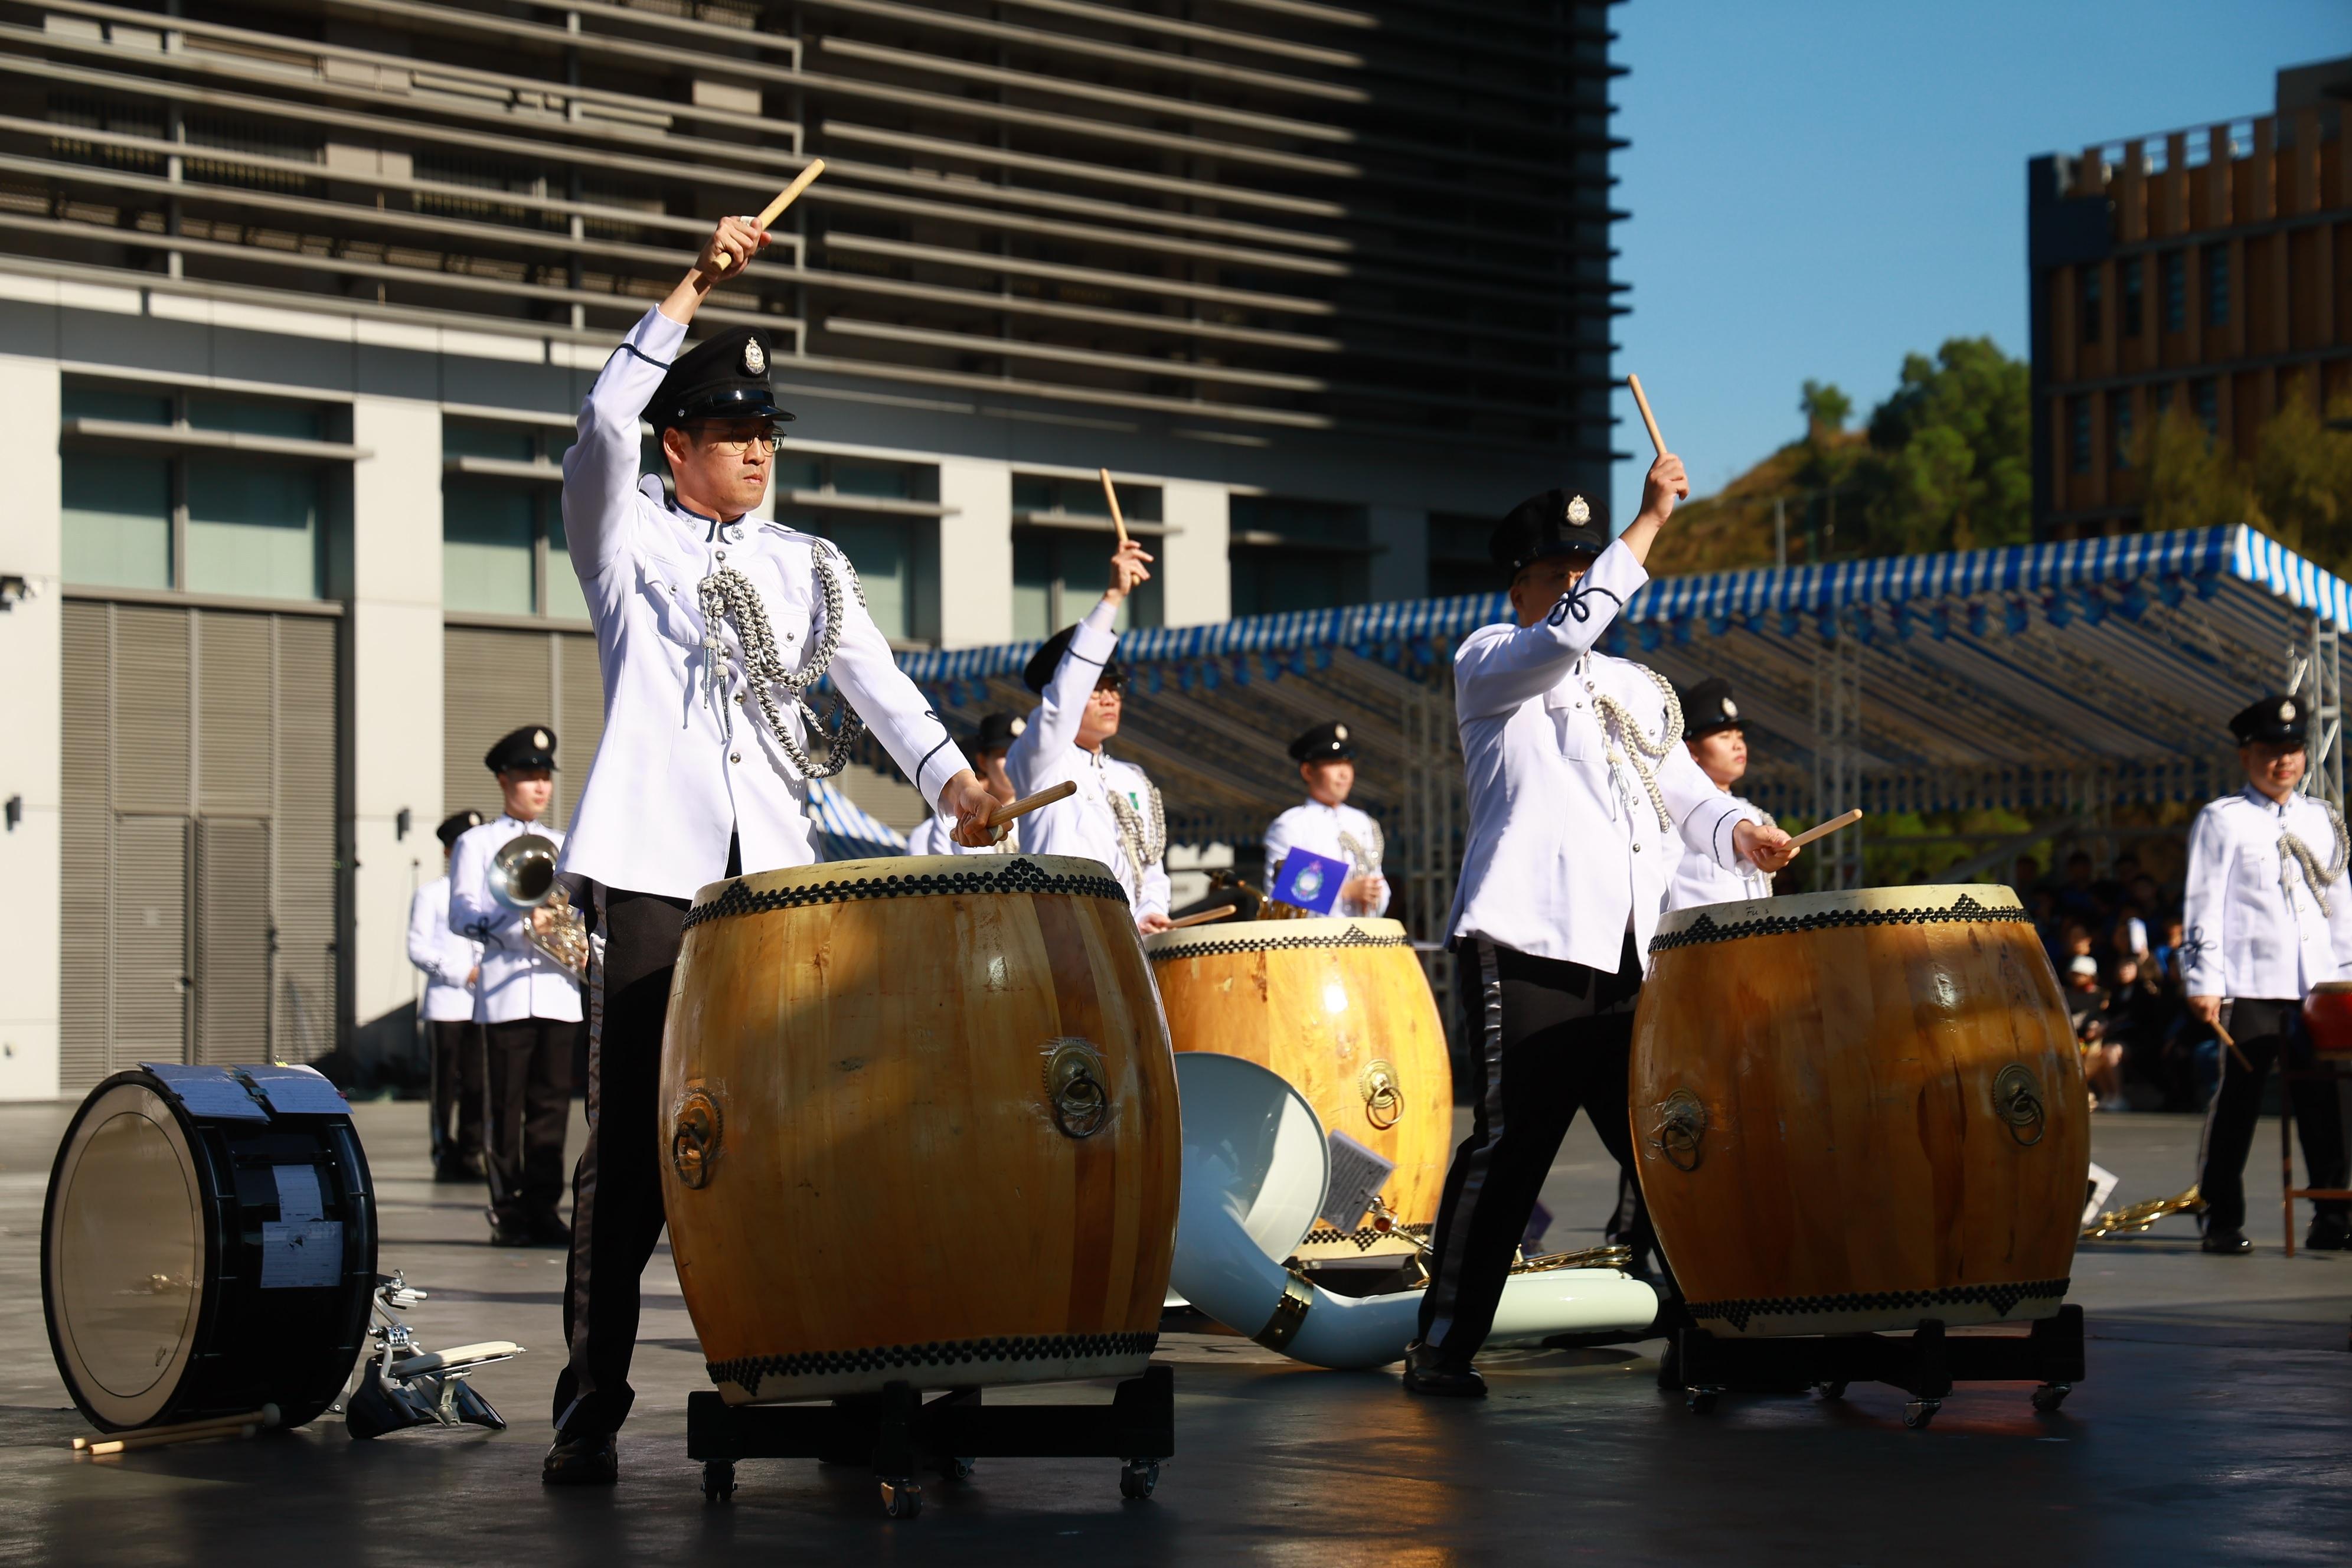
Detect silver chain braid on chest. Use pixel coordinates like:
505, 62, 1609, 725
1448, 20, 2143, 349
1587, 661, 1684, 832
1105, 777, 1166, 891
696, 544, 867, 780
1337, 823, 1384, 877
2278, 798, 2351, 917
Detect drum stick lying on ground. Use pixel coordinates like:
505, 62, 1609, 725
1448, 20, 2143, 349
1627, 373, 1667, 458
1098, 468, 1131, 548
76, 1405, 279, 1455
712, 158, 826, 270
987, 780, 1076, 829
1164, 904, 1238, 930
1783, 808, 1864, 851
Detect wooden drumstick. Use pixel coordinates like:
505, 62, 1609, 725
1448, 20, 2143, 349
1783, 808, 1864, 851
1163, 904, 1238, 930
1627, 373, 1667, 458
711, 158, 827, 271
87, 1422, 261, 1456
2210, 1015, 2253, 1073
75, 1404, 278, 1453
986, 779, 1076, 829
1098, 468, 1130, 548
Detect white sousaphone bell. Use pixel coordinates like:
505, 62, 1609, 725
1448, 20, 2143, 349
1170, 1054, 1661, 1368
488, 833, 590, 979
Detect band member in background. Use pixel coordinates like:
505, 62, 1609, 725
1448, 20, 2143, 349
1406, 471, 1798, 1400
410, 809, 486, 1181
2183, 691, 2352, 1256
543, 214, 995, 1484
909, 711, 1025, 855
449, 729, 579, 1250
1005, 538, 1173, 935
1664, 678, 1775, 912
1263, 722, 1390, 917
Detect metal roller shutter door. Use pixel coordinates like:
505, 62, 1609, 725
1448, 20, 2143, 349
443, 626, 602, 829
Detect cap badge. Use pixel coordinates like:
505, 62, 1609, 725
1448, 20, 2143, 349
742, 337, 766, 376
534, 729, 551, 749
1009, 716, 1027, 736
1566, 495, 1591, 526
1723, 699, 1739, 720
1334, 723, 1348, 742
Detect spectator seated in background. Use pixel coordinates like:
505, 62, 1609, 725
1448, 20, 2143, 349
2099, 954, 2174, 1112
2057, 851, 2100, 923
2065, 954, 2124, 1109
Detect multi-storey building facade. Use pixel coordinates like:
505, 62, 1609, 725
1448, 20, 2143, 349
0, 0, 1621, 1098
2029, 55, 2352, 538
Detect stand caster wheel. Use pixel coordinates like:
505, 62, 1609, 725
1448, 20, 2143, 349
1119, 1459, 1159, 1500
933, 1456, 975, 1482
701, 1461, 736, 1502
880, 1476, 923, 1518
1902, 1399, 1941, 1430
2031, 1383, 2072, 1414
1685, 1387, 1721, 1415
1812, 1381, 1848, 1400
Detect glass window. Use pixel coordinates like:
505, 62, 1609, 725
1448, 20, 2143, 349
1010, 526, 1159, 639
2078, 268, 2101, 344
443, 481, 538, 614
1426, 512, 1497, 600
2121, 258, 2143, 339
61, 453, 172, 589
2193, 378, 2219, 436
1013, 473, 1164, 524
2204, 247, 2230, 329
443, 423, 538, 463
2110, 397, 2134, 471
2161, 251, 2186, 333
545, 512, 589, 622
1230, 496, 1370, 616
187, 396, 323, 442
2068, 397, 2092, 475
184, 459, 321, 599
63, 386, 171, 425
815, 516, 935, 644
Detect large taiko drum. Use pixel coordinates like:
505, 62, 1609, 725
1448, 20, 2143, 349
660, 855, 1180, 1404
1145, 917, 1451, 1261
2302, 982, 2352, 1055
1630, 886, 2087, 1338
44, 1063, 377, 1431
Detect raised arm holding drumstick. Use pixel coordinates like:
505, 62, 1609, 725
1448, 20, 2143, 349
1401, 382, 1796, 1403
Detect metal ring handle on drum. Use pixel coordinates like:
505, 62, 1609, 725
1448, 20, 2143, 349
671, 1088, 724, 1189
1358, 1059, 1403, 1131
1041, 1039, 1110, 1139
1993, 1064, 2046, 1147
1651, 1089, 1708, 1172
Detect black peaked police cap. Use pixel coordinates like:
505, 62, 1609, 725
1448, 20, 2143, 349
485, 726, 558, 773
1489, 489, 1611, 580
1288, 721, 1354, 763
1680, 678, 1742, 738
649, 326, 793, 432
2229, 692, 2306, 747
1023, 626, 1126, 695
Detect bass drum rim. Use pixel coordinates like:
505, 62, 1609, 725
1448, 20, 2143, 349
43, 1074, 220, 1432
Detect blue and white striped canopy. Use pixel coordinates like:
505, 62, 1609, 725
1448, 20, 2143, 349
805, 778, 909, 861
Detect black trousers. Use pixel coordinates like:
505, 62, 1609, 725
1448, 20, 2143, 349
553, 884, 691, 1438
2197, 997, 2349, 1233
427, 1020, 485, 1164
1418, 934, 1669, 1361
483, 1017, 579, 1228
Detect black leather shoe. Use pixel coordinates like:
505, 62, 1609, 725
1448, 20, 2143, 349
1401, 1341, 1486, 1399
530, 1213, 574, 1248
488, 1217, 534, 1248
543, 1429, 619, 1486
2305, 1219, 2352, 1252
2201, 1228, 2254, 1255
433, 1158, 478, 1184
1655, 1336, 1682, 1391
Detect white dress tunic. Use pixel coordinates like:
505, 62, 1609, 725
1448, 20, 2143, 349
2182, 784, 2352, 1001
449, 816, 583, 1025
406, 873, 481, 1023
1262, 800, 1391, 916
1665, 790, 1775, 912
1446, 538, 1763, 969
556, 305, 969, 900
1003, 600, 1172, 923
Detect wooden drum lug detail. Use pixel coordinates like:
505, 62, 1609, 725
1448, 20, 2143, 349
1358, 1059, 1402, 1130
1651, 1088, 1709, 1172
1041, 1039, 1110, 1140
671, 1087, 724, 1190
1992, 1064, 2047, 1147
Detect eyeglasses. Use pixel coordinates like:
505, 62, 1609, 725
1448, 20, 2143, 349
693, 426, 785, 455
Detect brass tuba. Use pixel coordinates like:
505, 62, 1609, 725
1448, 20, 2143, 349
488, 832, 589, 979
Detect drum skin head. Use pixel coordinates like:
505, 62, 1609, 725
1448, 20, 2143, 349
44, 1082, 208, 1429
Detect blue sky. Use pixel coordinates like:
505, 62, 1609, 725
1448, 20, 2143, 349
1609, 1, 2352, 525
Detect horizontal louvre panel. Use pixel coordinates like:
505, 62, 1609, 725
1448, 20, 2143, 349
111, 605, 190, 815
110, 814, 189, 1060
443, 625, 555, 822
59, 602, 113, 1092
556, 631, 605, 831
272, 615, 341, 1063
197, 611, 274, 815
194, 816, 270, 1065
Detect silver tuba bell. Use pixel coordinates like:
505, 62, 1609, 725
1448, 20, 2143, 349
489, 833, 589, 979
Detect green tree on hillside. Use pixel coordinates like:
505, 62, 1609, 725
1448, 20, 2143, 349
1861, 338, 2031, 554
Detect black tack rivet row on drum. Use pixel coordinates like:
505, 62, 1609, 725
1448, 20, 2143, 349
43, 1063, 378, 1436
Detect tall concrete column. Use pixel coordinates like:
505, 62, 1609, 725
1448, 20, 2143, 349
1159, 480, 1230, 628
347, 396, 446, 1071
937, 455, 1012, 649
0, 355, 61, 1098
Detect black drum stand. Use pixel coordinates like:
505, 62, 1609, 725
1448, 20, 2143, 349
1675, 1305, 2085, 1429
685, 1364, 1175, 1517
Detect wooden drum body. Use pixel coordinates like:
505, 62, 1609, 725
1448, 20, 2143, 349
661, 855, 1180, 1405
2303, 982, 2352, 1056
1145, 917, 1452, 1260
1631, 886, 2087, 1338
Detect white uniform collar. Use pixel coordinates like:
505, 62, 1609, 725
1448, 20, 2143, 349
2242, 783, 2297, 815
636, 475, 746, 544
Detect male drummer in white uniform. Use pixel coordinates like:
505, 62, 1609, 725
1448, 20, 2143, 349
1004, 539, 1173, 934
543, 214, 998, 1484
2183, 691, 2352, 1256
1263, 722, 1390, 917
1404, 475, 1798, 1399
449, 729, 580, 1250
908, 711, 1025, 855
1664, 678, 1775, 912
408, 809, 485, 1180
